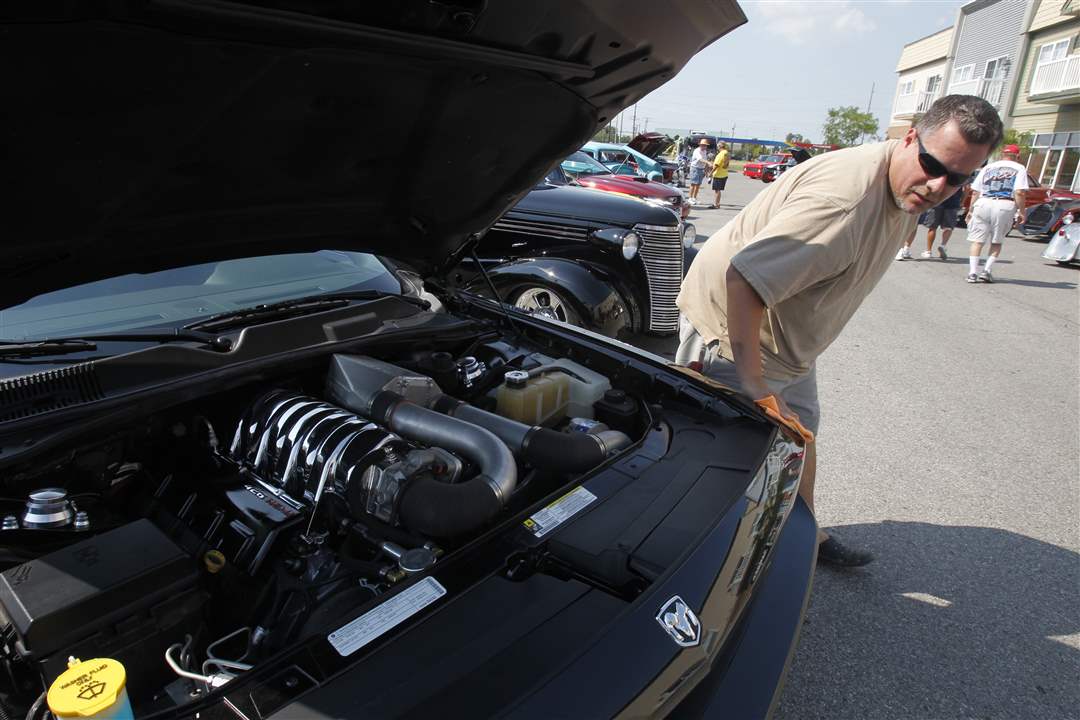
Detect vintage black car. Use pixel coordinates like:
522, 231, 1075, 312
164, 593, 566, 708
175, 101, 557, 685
1018, 196, 1080, 239
466, 170, 696, 339
0, 3, 816, 720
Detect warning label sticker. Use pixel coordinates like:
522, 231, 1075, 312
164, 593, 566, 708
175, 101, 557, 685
523, 486, 597, 538
328, 577, 447, 657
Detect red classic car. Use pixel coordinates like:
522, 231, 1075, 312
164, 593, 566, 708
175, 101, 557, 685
743, 152, 792, 179
560, 150, 690, 219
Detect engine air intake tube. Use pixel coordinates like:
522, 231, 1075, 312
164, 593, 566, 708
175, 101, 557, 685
430, 395, 632, 473
364, 391, 517, 538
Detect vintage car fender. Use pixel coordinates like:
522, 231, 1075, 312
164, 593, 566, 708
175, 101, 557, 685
1043, 223, 1080, 264
469, 257, 636, 336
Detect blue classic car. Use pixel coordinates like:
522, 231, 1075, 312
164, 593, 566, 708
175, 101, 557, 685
581, 140, 669, 183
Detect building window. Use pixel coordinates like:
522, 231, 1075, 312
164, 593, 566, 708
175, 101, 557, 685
1057, 147, 1080, 189
1037, 38, 1071, 65
952, 63, 975, 83
897, 80, 914, 95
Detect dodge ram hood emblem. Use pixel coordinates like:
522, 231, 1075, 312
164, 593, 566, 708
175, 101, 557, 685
656, 595, 701, 647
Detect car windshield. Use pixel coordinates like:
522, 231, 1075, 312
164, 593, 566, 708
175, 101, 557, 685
0, 251, 401, 341
760, 155, 783, 163
561, 151, 615, 178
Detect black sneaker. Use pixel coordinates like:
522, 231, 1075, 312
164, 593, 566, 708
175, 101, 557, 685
818, 536, 874, 567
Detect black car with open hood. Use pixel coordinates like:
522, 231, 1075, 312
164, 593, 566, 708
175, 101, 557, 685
0, 3, 817, 719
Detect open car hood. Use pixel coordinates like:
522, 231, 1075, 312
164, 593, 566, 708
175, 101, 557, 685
627, 132, 676, 159
1, 1, 745, 309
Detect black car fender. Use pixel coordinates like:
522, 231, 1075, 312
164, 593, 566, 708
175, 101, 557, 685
469, 257, 634, 336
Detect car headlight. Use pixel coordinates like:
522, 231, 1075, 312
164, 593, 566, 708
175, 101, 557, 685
682, 223, 696, 248
622, 231, 640, 260
1063, 214, 1074, 225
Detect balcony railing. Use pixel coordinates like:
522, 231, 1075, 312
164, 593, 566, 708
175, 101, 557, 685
949, 78, 1005, 107
894, 90, 939, 117
1030, 55, 1080, 95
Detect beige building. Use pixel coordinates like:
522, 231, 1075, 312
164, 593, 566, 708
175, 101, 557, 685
887, 27, 954, 139
1006, 0, 1080, 190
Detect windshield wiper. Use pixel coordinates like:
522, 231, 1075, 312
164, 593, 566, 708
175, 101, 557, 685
184, 291, 428, 333
0, 329, 235, 358
0, 339, 99, 358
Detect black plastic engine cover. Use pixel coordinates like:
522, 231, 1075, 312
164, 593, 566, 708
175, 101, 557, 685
0, 519, 196, 660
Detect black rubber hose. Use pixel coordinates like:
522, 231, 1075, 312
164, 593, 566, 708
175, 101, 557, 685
521, 426, 614, 474
398, 476, 502, 539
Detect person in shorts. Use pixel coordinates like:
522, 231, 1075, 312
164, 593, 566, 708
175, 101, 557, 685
965, 144, 1028, 283
895, 186, 962, 260
688, 138, 711, 205
922, 187, 962, 258
711, 142, 730, 208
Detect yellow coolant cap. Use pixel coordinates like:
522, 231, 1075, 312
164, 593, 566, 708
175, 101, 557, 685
48, 657, 127, 717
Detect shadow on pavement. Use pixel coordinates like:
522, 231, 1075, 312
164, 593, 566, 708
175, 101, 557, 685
992, 277, 1077, 289
776, 521, 1079, 720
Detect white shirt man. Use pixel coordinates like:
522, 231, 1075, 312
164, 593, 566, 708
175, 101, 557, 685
965, 144, 1028, 283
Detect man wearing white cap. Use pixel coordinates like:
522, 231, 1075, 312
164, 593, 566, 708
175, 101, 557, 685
964, 144, 1028, 283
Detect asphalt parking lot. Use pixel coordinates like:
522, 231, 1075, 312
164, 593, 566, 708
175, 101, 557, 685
635, 172, 1080, 719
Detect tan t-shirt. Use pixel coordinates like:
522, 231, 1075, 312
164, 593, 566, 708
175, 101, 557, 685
677, 140, 916, 381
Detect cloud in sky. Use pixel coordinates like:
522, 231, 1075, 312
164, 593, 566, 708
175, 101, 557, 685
753, 0, 877, 45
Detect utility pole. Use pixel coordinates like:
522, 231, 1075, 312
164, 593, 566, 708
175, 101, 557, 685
860, 82, 876, 145
631, 103, 638, 137
643, 117, 649, 133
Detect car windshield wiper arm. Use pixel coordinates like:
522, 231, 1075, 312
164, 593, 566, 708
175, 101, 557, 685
183, 291, 428, 333
0, 329, 236, 358
0, 339, 99, 358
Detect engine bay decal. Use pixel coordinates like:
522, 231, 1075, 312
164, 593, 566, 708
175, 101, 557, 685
327, 577, 447, 657
523, 486, 597, 538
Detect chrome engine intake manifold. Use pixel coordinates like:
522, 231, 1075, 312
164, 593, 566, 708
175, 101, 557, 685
229, 391, 408, 506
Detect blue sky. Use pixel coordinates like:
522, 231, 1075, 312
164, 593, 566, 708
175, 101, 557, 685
615, 0, 969, 143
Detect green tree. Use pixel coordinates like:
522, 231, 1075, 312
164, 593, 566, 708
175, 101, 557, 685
1001, 128, 1033, 161
821, 106, 879, 147
785, 132, 805, 145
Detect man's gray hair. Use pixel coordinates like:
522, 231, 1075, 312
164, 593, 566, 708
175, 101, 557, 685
915, 94, 1004, 148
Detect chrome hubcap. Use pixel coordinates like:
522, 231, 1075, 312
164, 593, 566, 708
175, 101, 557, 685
514, 287, 570, 322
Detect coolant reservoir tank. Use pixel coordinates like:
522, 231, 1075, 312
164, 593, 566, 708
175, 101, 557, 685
496, 370, 569, 426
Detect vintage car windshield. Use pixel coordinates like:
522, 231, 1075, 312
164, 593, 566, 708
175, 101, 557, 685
561, 151, 616, 178
760, 155, 783, 163
0, 251, 401, 341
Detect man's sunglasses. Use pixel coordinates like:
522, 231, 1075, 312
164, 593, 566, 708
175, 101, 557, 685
916, 135, 978, 186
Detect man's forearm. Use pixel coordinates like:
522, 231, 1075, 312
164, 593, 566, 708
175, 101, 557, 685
967, 191, 980, 215
725, 265, 768, 397
1014, 190, 1026, 208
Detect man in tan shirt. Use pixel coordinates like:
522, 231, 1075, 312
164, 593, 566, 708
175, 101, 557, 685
676, 95, 1002, 566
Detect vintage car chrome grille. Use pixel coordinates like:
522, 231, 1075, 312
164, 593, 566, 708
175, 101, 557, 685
490, 218, 589, 242
634, 223, 684, 333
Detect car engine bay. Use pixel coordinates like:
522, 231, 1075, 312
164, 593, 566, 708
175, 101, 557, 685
0, 334, 677, 717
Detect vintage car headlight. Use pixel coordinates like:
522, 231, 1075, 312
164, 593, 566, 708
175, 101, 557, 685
622, 231, 640, 260
682, 222, 696, 248
1063, 213, 1074, 225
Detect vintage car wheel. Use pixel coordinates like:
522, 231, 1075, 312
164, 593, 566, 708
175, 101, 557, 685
512, 286, 581, 326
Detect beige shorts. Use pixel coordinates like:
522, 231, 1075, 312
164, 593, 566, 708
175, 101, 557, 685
675, 315, 821, 433
968, 198, 1015, 246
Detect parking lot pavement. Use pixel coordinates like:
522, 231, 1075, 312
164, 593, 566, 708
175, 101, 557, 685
634, 175, 1080, 719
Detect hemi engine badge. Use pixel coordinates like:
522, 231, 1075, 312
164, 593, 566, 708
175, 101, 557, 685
655, 595, 701, 647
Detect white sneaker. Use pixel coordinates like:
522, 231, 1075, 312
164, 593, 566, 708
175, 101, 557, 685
895, 247, 911, 261
920, 250, 933, 259
937, 245, 948, 260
